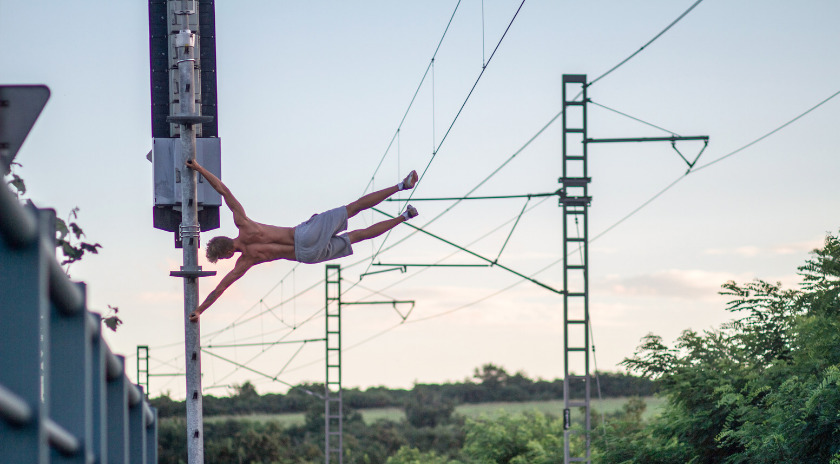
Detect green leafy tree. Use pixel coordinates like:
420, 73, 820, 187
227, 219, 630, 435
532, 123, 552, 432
460, 411, 565, 464
608, 231, 840, 463
405, 387, 455, 428
386, 446, 457, 464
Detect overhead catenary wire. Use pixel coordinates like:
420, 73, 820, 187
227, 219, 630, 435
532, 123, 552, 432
363, 0, 464, 195
386, 191, 559, 202
587, 0, 706, 88
365, 0, 528, 270
201, 348, 320, 396
371, 207, 563, 295
589, 100, 680, 136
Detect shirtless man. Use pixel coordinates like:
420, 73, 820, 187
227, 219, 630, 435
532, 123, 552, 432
185, 159, 418, 321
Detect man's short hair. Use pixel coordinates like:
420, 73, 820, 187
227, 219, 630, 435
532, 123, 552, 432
206, 236, 235, 263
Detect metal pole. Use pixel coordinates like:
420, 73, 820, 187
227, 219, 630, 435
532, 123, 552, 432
561, 74, 591, 464
176, 3, 204, 461
324, 265, 342, 464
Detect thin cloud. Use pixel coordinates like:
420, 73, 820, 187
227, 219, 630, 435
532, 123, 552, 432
601, 269, 747, 300
704, 238, 823, 257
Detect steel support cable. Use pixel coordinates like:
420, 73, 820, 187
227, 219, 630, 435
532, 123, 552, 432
388, 191, 558, 201
372, 207, 562, 295
273, 341, 309, 378
590, 321, 608, 442
363, 0, 464, 195
204, 331, 314, 389
196, 276, 325, 343
215, 276, 416, 388
573, 214, 607, 441
692, 89, 840, 173
154, 298, 330, 385
205, 338, 325, 349
208, 308, 328, 386
587, 0, 706, 88
201, 348, 317, 395
366, 0, 527, 270
203, 264, 304, 344
351, 195, 555, 301
206, 324, 301, 348
592, 88, 840, 242
589, 100, 679, 136
494, 196, 531, 263
343, 281, 409, 321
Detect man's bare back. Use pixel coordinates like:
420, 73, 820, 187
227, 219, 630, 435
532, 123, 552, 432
185, 159, 418, 322
235, 220, 297, 263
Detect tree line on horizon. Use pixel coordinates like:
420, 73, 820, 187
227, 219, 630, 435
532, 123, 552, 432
152, 366, 656, 419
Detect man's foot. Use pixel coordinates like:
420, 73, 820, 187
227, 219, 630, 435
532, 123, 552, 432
401, 205, 419, 220
189, 310, 201, 322
398, 170, 418, 191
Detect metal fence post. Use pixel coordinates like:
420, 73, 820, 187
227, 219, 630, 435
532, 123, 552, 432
0, 207, 52, 463
89, 312, 108, 460
107, 355, 130, 464
146, 407, 159, 464
129, 385, 148, 463
48, 282, 93, 464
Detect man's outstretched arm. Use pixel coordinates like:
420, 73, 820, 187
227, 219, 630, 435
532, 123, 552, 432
189, 258, 253, 322
185, 159, 249, 227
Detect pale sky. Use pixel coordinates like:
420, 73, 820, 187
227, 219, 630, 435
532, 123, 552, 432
2, 1, 839, 400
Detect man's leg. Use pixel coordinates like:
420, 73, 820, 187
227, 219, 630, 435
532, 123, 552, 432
345, 170, 418, 218
346, 206, 418, 244
347, 217, 404, 244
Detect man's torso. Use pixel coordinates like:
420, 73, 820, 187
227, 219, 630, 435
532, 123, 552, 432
238, 221, 296, 263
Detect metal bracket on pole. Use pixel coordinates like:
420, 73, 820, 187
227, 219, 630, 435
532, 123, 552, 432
169, 268, 216, 279
167, 115, 215, 126
584, 135, 710, 171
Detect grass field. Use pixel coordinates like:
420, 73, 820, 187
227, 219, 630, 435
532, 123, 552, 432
203, 396, 665, 427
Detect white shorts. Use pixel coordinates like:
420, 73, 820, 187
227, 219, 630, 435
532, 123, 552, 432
293, 206, 353, 264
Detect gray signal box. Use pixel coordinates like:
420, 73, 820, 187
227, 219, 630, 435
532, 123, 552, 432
151, 138, 222, 240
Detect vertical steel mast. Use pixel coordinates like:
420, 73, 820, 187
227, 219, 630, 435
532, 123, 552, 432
558, 74, 709, 463
148, 1, 224, 462
175, 10, 205, 462
324, 265, 343, 464
560, 74, 592, 464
